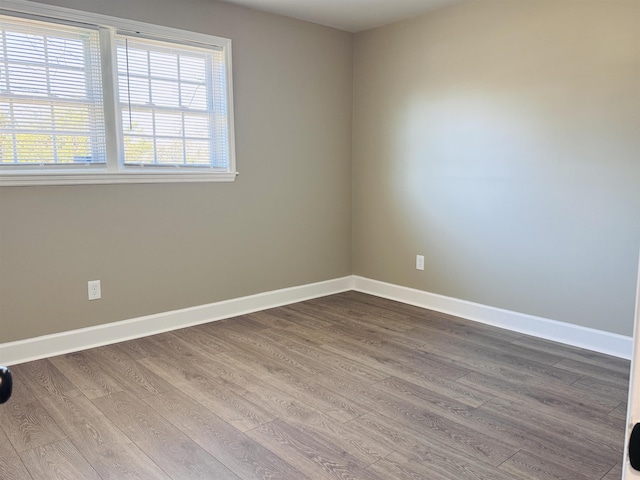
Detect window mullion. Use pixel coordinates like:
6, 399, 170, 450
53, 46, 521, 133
98, 27, 120, 172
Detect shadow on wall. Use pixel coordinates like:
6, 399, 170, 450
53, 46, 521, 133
389, 84, 638, 327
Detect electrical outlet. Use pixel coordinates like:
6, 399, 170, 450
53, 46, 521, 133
416, 255, 425, 271
88, 280, 101, 300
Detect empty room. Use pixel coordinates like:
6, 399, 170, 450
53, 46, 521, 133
1, 0, 639, 478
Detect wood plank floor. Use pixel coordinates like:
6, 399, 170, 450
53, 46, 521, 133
0, 292, 630, 479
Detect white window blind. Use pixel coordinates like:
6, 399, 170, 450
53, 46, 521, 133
116, 34, 229, 169
0, 14, 106, 166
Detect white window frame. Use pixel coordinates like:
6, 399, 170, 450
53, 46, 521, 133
0, 0, 237, 186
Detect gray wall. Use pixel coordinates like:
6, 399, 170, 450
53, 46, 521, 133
352, 0, 640, 336
0, 0, 354, 343
2, 0, 638, 344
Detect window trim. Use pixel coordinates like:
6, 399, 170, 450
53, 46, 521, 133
0, 0, 237, 186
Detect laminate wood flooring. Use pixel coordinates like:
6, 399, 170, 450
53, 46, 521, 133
0, 292, 630, 479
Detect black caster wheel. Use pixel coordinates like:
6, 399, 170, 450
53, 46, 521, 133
0, 366, 12, 404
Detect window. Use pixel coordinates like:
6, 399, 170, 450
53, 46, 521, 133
0, 1, 235, 185
116, 35, 229, 169
0, 15, 106, 166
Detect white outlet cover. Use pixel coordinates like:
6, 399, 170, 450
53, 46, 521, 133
88, 280, 101, 300
416, 255, 425, 271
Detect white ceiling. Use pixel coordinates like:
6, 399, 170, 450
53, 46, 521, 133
220, 0, 471, 33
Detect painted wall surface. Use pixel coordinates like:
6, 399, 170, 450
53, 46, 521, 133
2, 0, 638, 344
0, 0, 354, 342
352, 0, 640, 336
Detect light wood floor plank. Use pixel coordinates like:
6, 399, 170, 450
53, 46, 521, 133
0, 380, 66, 453
20, 439, 101, 480
234, 326, 388, 384
215, 350, 370, 423
366, 454, 450, 480
0, 429, 32, 480
246, 420, 385, 480
138, 354, 275, 432
465, 398, 617, 478
320, 370, 518, 467
601, 463, 623, 480
512, 336, 631, 373
609, 402, 628, 420
48, 351, 124, 400
201, 353, 394, 465
141, 387, 310, 480
90, 343, 172, 397
499, 450, 595, 480
480, 396, 622, 466
554, 357, 630, 388
38, 389, 169, 479
349, 412, 515, 480
9, 360, 75, 399
93, 390, 240, 479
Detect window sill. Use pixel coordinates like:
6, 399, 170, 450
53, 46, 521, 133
0, 171, 239, 187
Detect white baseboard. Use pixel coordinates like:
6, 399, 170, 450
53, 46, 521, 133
2, 274, 631, 365
0, 276, 354, 366
352, 276, 633, 360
